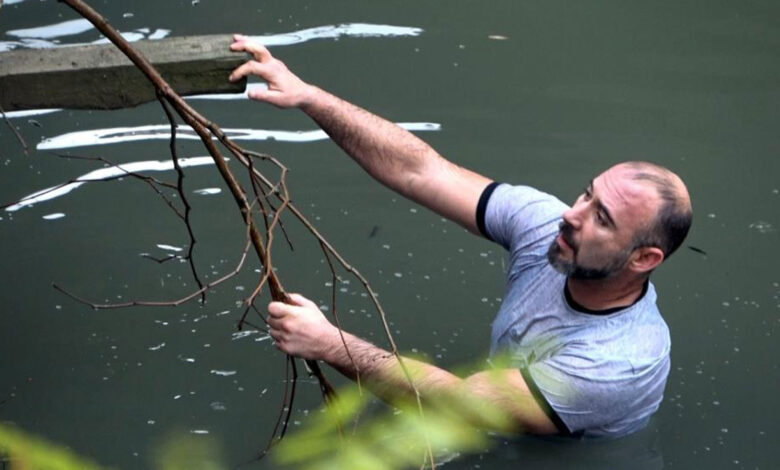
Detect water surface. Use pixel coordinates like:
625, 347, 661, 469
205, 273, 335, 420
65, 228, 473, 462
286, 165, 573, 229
1, 1, 778, 469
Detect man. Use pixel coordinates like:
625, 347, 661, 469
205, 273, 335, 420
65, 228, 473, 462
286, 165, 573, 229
228, 34, 692, 438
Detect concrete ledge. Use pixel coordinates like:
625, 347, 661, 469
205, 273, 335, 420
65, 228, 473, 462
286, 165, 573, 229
0, 35, 247, 111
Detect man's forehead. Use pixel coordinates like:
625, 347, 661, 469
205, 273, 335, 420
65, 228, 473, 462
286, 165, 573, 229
590, 169, 660, 221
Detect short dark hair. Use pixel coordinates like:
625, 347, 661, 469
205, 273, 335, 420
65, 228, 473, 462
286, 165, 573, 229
626, 162, 692, 259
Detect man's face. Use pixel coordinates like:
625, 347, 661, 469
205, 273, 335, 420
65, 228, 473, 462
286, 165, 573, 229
547, 166, 660, 280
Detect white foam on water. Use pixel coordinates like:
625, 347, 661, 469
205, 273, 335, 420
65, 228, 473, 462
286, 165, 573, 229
147, 29, 171, 40
148, 343, 166, 351
249, 23, 423, 47
5, 156, 216, 212
42, 213, 65, 220
0, 27, 169, 52
210, 370, 237, 377
2, 109, 62, 119
7, 19, 94, 39
1, 22, 416, 53
90, 29, 170, 45
37, 122, 440, 150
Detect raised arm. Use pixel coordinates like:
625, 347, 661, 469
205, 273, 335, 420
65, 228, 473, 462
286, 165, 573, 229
267, 294, 558, 434
229, 35, 492, 234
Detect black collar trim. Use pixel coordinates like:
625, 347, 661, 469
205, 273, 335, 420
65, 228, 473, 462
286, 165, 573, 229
564, 280, 649, 316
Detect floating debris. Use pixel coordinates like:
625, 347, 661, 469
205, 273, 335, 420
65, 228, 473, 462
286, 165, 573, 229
749, 221, 774, 233
231, 330, 259, 341
687, 245, 708, 256
210, 370, 237, 377
156, 244, 183, 252
193, 187, 221, 196
210, 401, 227, 411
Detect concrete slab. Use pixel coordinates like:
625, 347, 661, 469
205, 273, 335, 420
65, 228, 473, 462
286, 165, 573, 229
0, 35, 247, 111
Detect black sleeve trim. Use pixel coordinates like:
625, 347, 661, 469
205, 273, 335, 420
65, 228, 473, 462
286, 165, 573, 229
476, 181, 501, 241
519, 365, 580, 437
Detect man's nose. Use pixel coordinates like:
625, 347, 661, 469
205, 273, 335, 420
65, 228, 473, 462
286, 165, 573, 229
562, 205, 583, 230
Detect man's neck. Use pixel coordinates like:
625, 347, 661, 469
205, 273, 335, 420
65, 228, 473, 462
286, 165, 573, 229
566, 275, 648, 312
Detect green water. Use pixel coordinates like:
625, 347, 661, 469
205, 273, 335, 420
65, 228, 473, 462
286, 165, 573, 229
1, 1, 778, 468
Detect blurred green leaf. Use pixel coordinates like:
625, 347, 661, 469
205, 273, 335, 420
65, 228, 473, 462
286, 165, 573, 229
0, 422, 109, 470
152, 433, 226, 470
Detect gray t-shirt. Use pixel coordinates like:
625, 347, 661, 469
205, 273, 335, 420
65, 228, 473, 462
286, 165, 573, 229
479, 183, 670, 438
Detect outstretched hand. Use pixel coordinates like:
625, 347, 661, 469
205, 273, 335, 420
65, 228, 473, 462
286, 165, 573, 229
268, 293, 340, 360
229, 34, 316, 108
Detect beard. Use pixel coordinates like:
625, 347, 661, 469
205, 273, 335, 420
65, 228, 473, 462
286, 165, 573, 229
547, 222, 633, 280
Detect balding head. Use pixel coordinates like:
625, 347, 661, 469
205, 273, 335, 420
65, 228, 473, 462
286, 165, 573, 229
615, 161, 692, 259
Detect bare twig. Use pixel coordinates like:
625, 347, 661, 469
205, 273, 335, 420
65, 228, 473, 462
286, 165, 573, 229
0, 104, 28, 155
53, 223, 254, 309
139, 253, 177, 264
250, 354, 299, 463
56, 152, 184, 217
321, 242, 362, 392
158, 94, 206, 302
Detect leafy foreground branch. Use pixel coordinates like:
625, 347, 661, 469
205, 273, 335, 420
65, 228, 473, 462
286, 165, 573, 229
0, 372, 512, 470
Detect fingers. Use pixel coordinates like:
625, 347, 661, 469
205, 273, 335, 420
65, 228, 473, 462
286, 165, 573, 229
268, 300, 292, 319
230, 34, 273, 62
267, 294, 319, 319
228, 60, 273, 82
287, 293, 319, 309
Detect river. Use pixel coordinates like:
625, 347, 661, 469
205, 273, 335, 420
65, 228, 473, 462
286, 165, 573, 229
1, 1, 777, 468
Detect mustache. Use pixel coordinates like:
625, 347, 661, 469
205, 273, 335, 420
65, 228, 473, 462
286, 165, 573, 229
558, 222, 577, 250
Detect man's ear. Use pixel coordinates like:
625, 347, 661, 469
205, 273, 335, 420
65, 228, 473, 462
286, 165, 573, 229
629, 246, 665, 274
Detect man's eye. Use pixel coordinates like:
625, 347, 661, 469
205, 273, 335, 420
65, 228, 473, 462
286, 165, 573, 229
596, 212, 608, 226
583, 189, 592, 200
